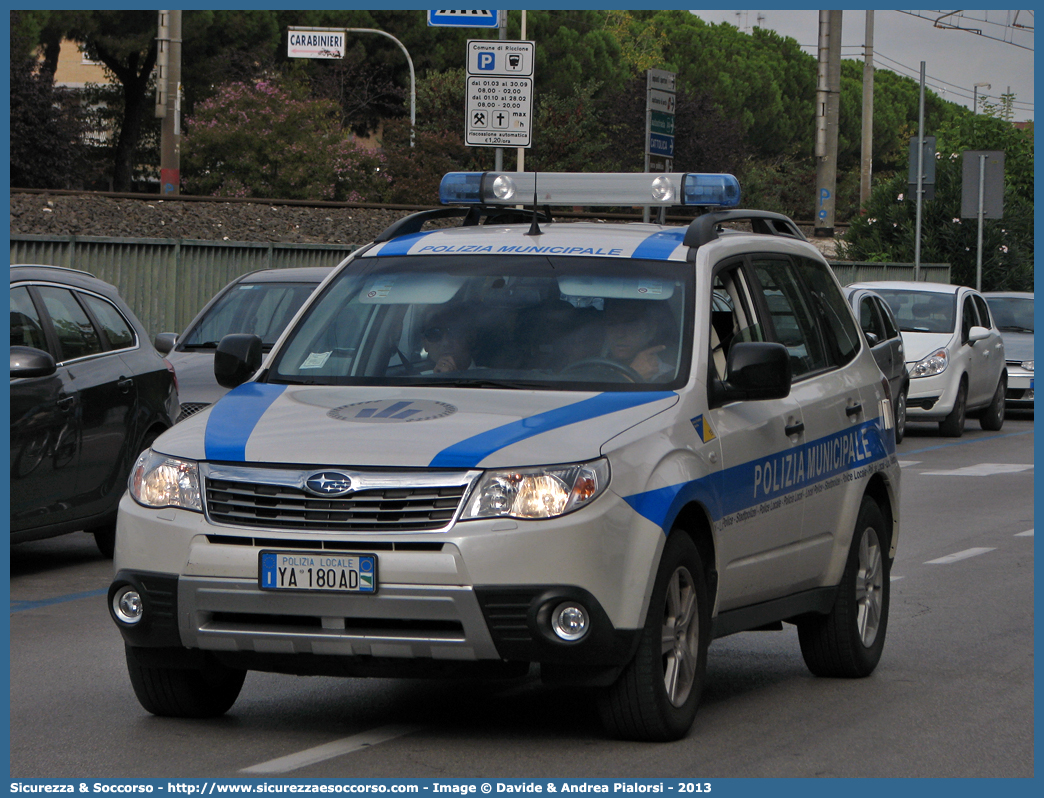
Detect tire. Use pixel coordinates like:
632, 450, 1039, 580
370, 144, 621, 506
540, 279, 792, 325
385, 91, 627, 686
939, 380, 967, 437
979, 377, 1006, 431
598, 532, 709, 741
797, 497, 889, 678
894, 386, 907, 444
92, 429, 162, 558
126, 646, 245, 718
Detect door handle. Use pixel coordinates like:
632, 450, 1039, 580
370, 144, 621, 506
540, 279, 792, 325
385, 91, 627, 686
57, 395, 76, 411
118, 377, 134, 393
784, 421, 805, 436
846, 402, 863, 417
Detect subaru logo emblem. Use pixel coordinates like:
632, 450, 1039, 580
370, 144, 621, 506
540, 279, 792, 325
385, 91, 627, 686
305, 472, 353, 497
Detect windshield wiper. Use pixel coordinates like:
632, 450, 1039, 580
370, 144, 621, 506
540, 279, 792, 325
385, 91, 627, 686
180, 341, 219, 349
415, 378, 549, 390
1000, 325, 1034, 333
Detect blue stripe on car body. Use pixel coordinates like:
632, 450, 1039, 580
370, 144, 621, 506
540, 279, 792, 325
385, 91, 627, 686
624, 417, 895, 533
429, 391, 677, 468
204, 383, 287, 462
631, 228, 686, 260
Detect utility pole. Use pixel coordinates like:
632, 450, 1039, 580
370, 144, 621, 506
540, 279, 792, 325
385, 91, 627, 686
814, 10, 842, 237
156, 10, 182, 195
973, 82, 991, 115
914, 62, 926, 281
494, 9, 506, 172
859, 10, 874, 208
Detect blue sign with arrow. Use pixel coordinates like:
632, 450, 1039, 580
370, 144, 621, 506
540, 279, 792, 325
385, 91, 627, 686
428, 10, 500, 28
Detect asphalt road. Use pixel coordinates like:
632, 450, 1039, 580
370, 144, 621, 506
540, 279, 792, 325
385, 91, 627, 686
9, 412, 1034, 778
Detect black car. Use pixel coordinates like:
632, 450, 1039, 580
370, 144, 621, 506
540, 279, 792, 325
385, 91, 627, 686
843, 285, 911, 443
10, 265, 179, 556
154, 267, 330, 422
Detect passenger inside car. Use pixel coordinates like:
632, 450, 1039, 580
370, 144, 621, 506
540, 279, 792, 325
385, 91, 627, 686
420, 305, 479, 373
602, 298, 677, 381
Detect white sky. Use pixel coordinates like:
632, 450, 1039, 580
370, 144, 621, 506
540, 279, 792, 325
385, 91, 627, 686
688, 9, 1034, 121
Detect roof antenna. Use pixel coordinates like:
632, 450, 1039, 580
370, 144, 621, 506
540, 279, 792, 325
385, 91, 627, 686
526, 172, 542, 237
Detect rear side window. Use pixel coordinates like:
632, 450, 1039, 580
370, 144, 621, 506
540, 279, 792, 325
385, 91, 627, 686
10, 286, 48, 352
81, 293, 136, 350
794, 256, 860, 367
859, 297, 886, 341
751, 257, 829, 378
36, 286, 103, 361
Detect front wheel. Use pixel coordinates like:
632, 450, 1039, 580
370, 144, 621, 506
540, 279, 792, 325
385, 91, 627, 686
939, 381, 967, 437
126, 646, 245, 718
797, 496, 890, 677
894, 387, 907, 444
598, 532, 709, 741
979, 377, 1006, 431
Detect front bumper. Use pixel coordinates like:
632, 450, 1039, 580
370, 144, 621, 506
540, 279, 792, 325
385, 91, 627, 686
110, 489, 657, 679
905, 369, 961, 421
1005, 365, 1034, 406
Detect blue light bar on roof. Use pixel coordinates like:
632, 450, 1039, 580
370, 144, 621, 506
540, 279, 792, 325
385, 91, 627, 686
438, 172, 741, 208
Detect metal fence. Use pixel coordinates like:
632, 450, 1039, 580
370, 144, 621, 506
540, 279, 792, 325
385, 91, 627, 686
11, 235, 356, 337
11, 234, 950, 339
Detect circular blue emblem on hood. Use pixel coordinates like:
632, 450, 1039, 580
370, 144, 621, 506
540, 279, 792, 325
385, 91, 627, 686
305, 472, 353, 496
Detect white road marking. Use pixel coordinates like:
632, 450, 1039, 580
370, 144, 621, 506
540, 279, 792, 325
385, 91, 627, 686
921, 463, 1033, 477
240, 724, 421, 774
890, 575, 904, 581
1015, 529, 1034, 537
898, 460, 921, 468
925, 547, 996, 565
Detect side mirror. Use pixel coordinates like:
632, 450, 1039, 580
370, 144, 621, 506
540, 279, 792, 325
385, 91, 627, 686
864, 331, 880, 347
11, 346, 57, 379
214, 333, 263, 389
154, 332, 177, 355
719, 342, 791, 402
968, 325, 991, 344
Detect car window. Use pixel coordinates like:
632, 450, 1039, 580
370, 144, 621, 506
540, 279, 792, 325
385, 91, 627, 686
872, 289, 956, 334
182, 282, 319, 348
794, 257, 860, 367
270, 255, 691, 390
36, 286, 104, 361
10, 286, 48, 352
972, 295, 992, 330
81, 293, 136, 351
859, 297, 885, 341
750, 257, 829, 378
985, 296, 1033, 332
875, 297, 899, 340
961, 295, 977, 341
709, 263, 764, 382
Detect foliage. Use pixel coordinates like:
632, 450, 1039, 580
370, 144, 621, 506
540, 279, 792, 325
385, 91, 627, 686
182, 79, 390, 202
9, 12, 88, 189
838, 115, 1033, 292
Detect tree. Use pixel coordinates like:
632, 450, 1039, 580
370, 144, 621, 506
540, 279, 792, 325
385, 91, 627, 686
10, 11, 88, 189
181, 78, 390, 202
838, 114, 1032, 292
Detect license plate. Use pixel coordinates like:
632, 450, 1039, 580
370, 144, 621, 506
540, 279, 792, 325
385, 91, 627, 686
259, 551, 377, 593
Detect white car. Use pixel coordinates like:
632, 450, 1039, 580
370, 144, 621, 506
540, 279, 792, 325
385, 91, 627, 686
984, 291, 1033, 409
109, 172, 901, 742
850, 281, 1006, 437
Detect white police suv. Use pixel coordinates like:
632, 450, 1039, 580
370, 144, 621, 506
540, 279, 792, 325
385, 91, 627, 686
109, 172, 900, 741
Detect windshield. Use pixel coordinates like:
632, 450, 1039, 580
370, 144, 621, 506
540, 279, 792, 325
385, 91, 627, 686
268, 255, 692, 390
985, 296, 1034, 333
872, 289, 956, 334
181, 280, 320, 349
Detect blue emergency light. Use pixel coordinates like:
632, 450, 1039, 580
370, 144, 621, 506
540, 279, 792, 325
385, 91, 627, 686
438, 172, 741, 208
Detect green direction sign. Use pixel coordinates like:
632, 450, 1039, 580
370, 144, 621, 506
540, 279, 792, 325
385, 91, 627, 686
650, 111, 675, 136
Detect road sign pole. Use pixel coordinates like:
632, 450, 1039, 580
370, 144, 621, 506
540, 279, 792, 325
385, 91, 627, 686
976, 154, 986, 292
495, 10, 506, 172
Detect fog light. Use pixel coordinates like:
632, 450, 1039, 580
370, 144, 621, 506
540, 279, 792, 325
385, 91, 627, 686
551, 603, 588, 641
113, 588, 143, 625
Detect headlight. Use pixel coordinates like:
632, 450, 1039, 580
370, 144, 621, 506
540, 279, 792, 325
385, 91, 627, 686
129, 449, 202, 511
1022, 360, 1034, 372
462, 459, 610, 520
910, 348, 948, 378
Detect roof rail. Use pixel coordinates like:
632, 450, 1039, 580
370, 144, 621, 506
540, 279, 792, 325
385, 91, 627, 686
683, 210, 806, 249
11, 263, 96, 278
374, 205, 553, 243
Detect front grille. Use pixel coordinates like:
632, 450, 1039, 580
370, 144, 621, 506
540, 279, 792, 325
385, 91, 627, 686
205, 478, 467, 532
177, 402, 210, 422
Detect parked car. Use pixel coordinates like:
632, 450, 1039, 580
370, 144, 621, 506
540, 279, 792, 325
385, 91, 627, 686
984, 291, 1033, 410
843, 285, 911, 442
849, 281, 1006, 437
154, 267, 331, 422
10, 264, 178, 556
110, 171, 901, 741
